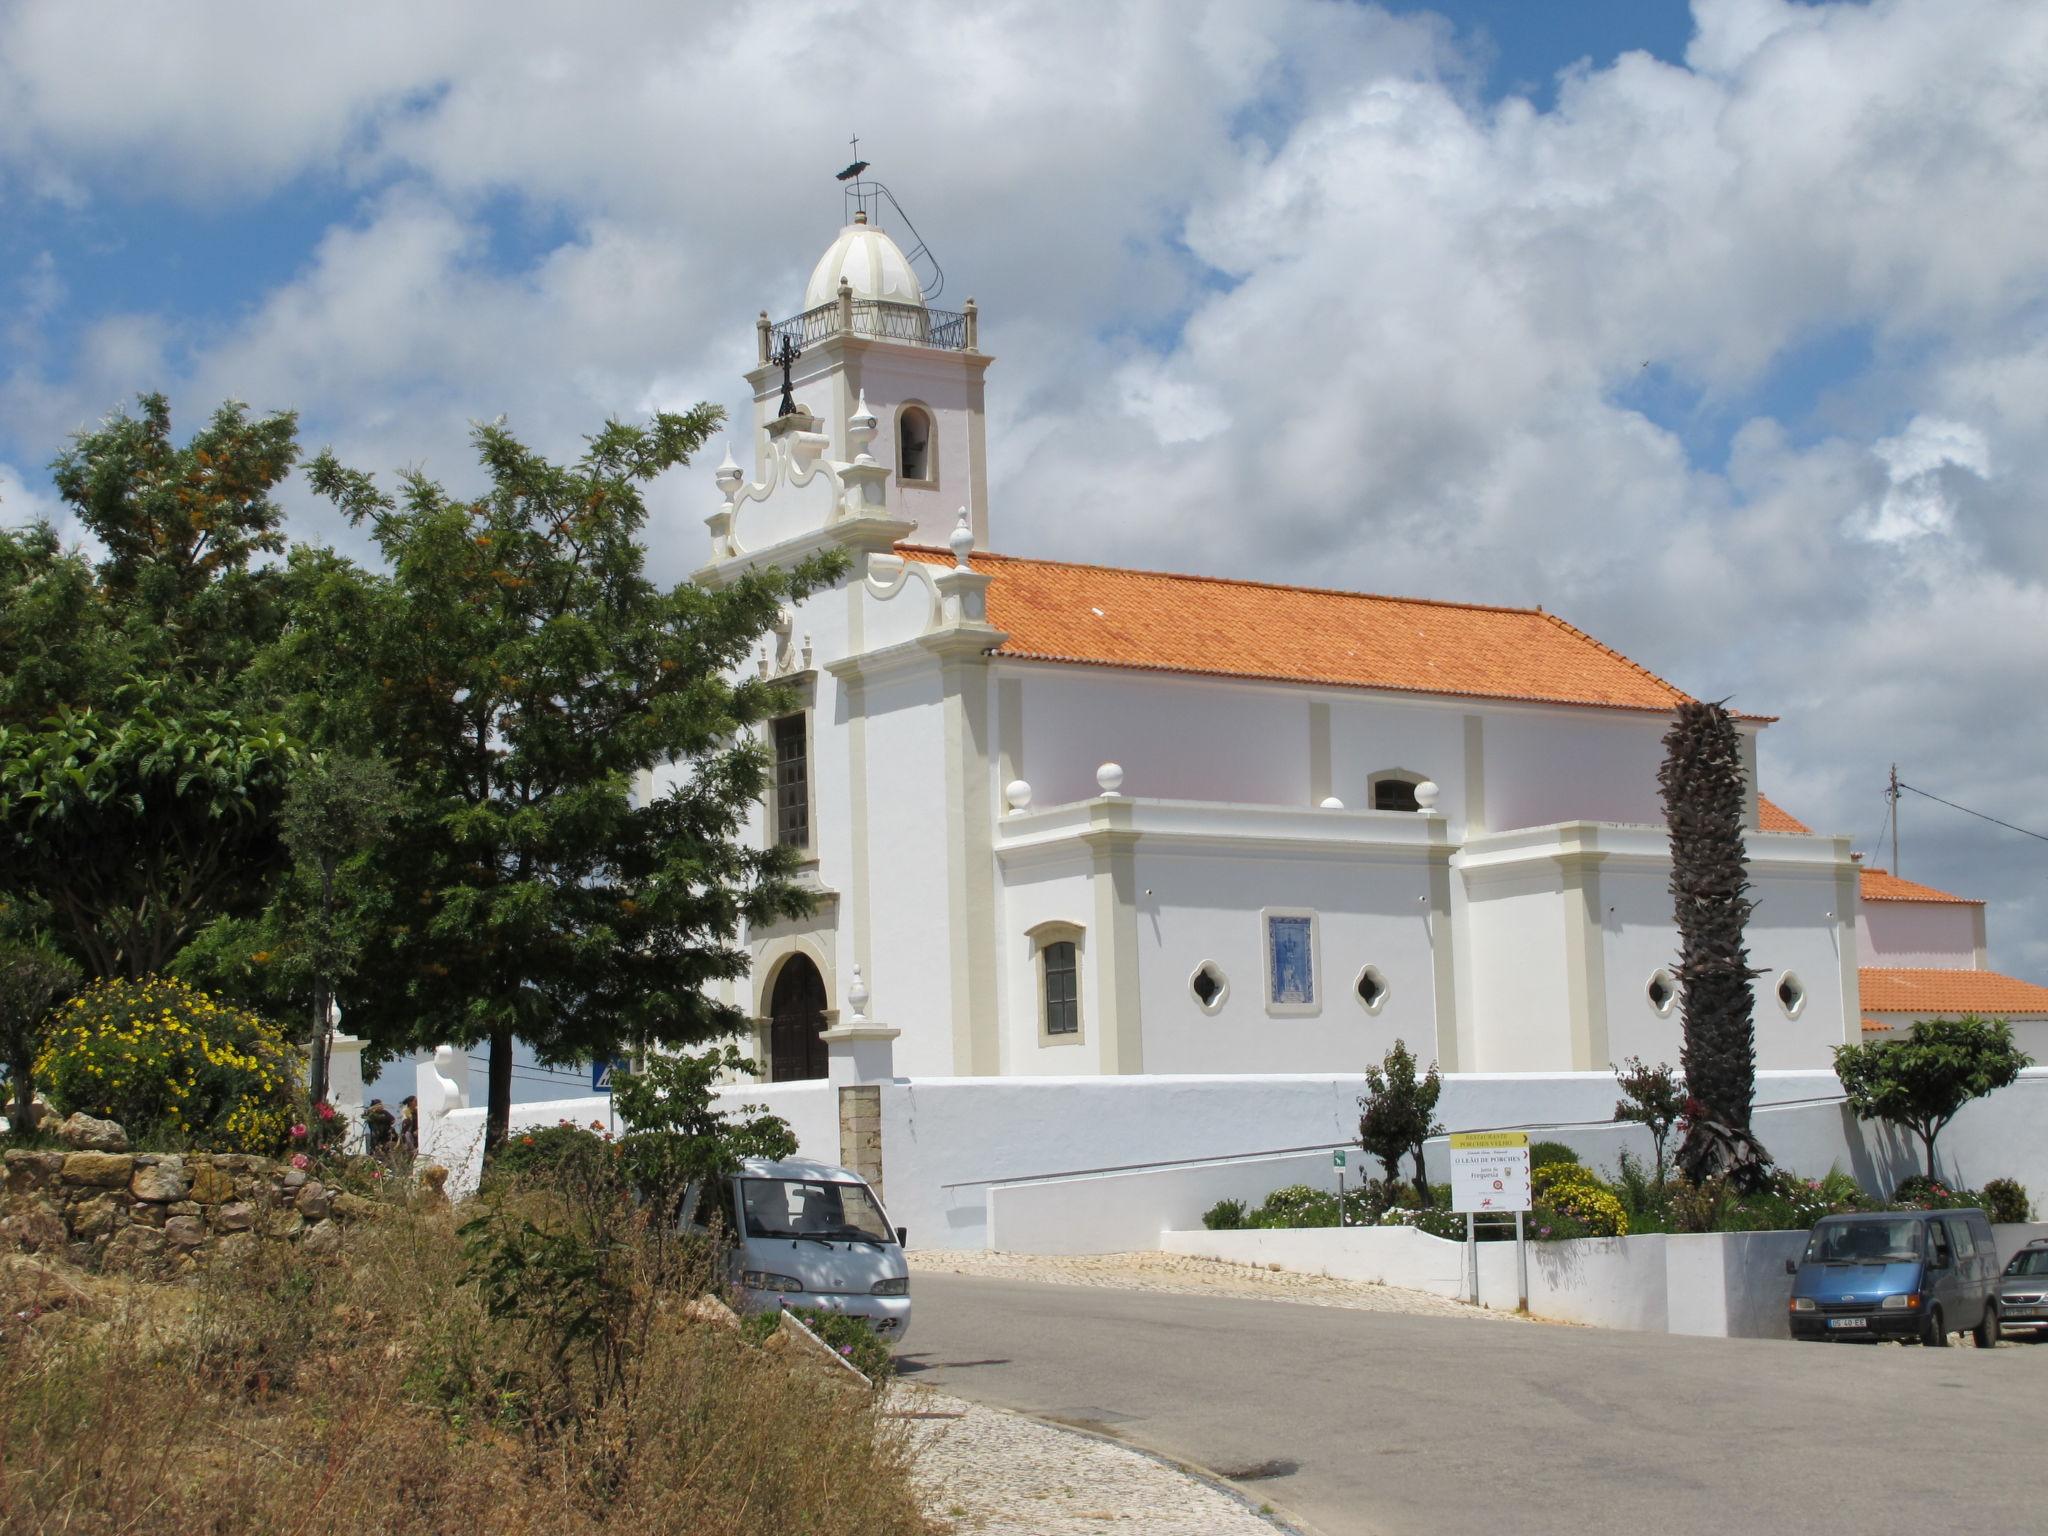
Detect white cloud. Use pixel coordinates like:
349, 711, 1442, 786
0, 0, 2044, 978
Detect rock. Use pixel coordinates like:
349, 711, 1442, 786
60, 1152, 134, 1188
212, 1201, 254, 1233
0, 1197, 67, 1253
282, 1169, 308, 1191
168, 1200, 201, 1218
69, 1193, 127, 1239
683, 1294, 742, 1332
294, 1182, 331, 1221
56, 1113, 128, 1152
186, 1163, 235, 1204
129, 1156, 188, 1203
418, 1165, 450, 1206
99, 1225, 167, 1274
129, 1203, 166, 1229
4, 1151, 62, 1197
164, 1215, 206, 1249
300, 1219, 342, 1257
331, 1192, 378, 1222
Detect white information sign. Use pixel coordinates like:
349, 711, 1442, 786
1449, 1131, 1531, 1214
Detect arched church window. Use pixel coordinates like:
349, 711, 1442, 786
1027, 922, 1084, 1043
767, 953, 829, 1083
898, 405, 933, 483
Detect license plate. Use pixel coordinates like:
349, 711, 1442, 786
1827, 1317, 1868, 1329
2006, 1306, 2040, 1317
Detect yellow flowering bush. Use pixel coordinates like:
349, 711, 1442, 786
1532, 1163, 1631, 1238
34, 975, 301, 1154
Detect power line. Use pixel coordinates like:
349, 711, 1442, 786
1897, 781, 2048, 845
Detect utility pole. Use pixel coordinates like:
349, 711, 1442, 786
1888, 763, 1900, 875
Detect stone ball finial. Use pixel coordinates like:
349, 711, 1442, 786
848, 963, 869, 1023
949, 508, 974, 569
1097, 762, 1125, 797
1320, 796, 1345, 809
715, 440, 743, 498
1414, 780, 1440, 811
1005, 779, 1033, 812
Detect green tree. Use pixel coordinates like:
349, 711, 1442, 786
308, 411, 843, 1152
0, 686, 300, 977
0, 919, 79, 1132
1359, 1039, 1444, 1207
1659, 699, 1771, 1190
611, 1043, 799, 1212
1834, 1016, 2033, 1182
1612, 1056, 1685, 1185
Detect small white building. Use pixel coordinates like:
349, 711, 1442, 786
671, 206, 2014, 1088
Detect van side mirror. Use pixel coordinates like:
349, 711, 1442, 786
896, 1226, 908, 1248
1784, 1259, 1798, 1276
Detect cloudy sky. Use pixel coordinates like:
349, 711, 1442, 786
3, 0, 2045, 984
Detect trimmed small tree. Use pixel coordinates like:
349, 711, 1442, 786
1359, 1039, 1445, 1207
1612, 1056, 1685, 1185
1659, 699, 1771, 1190
1834, 1016, 2032, 1183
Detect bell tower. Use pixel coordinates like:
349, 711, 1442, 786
743, 173, 993, 550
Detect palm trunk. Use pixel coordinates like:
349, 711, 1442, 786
309, 985, 331, 1106
485, 1025, 514, 1154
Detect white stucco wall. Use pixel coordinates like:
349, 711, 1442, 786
1858, 900, 1982, 968
1482, 709, 1669, 832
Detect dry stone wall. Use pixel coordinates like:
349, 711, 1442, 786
1, 1147, 380, 1274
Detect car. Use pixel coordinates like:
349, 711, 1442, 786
1993, 1237, 2048, 1341
1786, 1208, 2000, 1346
680, 1155, 912, 1343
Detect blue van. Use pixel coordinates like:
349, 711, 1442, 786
1787, 1209, 2000, 1346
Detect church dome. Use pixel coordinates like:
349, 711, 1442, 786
803, 213, 927, 311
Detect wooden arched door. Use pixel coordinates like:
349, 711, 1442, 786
768, 954, 829, 1083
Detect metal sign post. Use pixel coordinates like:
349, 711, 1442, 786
1449, 1131, 1533, 1311
1333, 1148, 1348, 1227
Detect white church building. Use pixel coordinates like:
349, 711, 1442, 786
670, 197, 2041, 1091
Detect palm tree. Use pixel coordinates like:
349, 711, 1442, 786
1659, 700, 1772, 1190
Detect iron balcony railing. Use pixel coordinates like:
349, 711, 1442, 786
765, 298, 971, 357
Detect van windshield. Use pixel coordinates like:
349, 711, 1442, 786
1805, 1219, 1924, 1264
741, 1178, 895, 1245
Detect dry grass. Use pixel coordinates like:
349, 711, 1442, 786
0, 1197, 937, 1535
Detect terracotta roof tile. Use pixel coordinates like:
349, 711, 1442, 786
1861, 1017, 1893, 1033
1859, 868, 1981, 905
1757, 795, 1811, 834
899, 548, 1702, 713
1860, 967, 2048, 1016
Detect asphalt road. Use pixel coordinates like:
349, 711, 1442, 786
901, 1274, 2045, 1536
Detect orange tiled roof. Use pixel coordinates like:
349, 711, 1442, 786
1757, 795, 1810, 834
1861, 1017, 1893, 1033
1859, 867, 1981, 905
899, 548, 1700, 713
1860, 967, 2048, 1016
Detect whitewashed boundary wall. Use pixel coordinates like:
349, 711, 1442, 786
419, 1079, 841, 1199
414, 1067, 2048, 1256
900, 1069, 2048, 1254
1163, 1223, 2048, 1337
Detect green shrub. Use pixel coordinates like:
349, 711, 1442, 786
1202, 1198, 1247, 1231
1889, 1173, 1978, 1209
740, 1307, 894, 1385
1537, 1176, 1629, 1238
1248, 1184, 1339, 1228
1529, 1140, 1580, 1169
34, 975, 299, 1153
491, 1121, 618, 1188
1530, 1162, 1605, 1200
1980, 1178, 2030, 1224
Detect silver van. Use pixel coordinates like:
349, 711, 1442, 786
682, 1155, 911, 1341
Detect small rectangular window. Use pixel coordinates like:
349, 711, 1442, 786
1043, 940, 1078, 1035
1373, 779, 1420, 812
773, 714, 809, 850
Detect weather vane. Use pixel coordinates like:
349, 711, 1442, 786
775, 333, 801, 418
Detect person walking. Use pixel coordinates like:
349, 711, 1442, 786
397, 1095, 419, 1162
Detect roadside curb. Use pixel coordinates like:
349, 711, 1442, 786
1018, 1406, 1320, 1536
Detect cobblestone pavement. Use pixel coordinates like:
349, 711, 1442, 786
900, 1386, 1288, 1535
909, 1247, 1524, 1322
